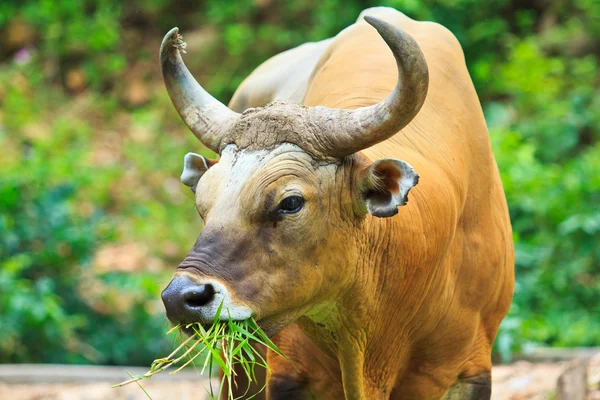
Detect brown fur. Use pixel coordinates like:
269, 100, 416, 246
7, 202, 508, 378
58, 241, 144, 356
172, 7, 513, 400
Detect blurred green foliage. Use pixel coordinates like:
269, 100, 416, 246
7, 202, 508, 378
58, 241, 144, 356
0, 0, 598, 364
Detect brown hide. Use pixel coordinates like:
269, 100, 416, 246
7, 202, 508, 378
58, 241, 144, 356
225, 7, 514, 400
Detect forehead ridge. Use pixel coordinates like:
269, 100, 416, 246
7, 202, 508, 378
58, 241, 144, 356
218, 101, 339, 162
230, 102, 310, 149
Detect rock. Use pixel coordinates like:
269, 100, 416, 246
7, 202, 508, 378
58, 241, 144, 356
556, 359, 587, 400
492, 362, 567, 400
588, 352, 600, 394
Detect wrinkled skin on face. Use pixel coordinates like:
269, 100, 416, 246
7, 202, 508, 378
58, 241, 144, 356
176, 144, 359, 336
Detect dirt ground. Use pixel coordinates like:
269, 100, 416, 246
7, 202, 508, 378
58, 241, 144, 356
0, 381, 216, 400
1, 357, 600, 400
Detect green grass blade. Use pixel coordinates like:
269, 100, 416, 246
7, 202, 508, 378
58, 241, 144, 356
124, 370, 152, 400
115, 315, 286, 400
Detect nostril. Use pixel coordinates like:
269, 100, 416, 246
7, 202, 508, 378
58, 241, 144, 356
183, 284, 216, 308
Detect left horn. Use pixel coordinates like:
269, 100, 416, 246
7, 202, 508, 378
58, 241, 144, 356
160, 28, 239, 152
310, 16, 429, 158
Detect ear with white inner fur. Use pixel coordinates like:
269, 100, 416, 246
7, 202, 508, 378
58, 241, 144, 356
180, 152, 217, 193
358, 158, 419, 218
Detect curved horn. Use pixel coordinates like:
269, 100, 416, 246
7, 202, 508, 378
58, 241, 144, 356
312, 16, 429, 158
160, 28, 239, 152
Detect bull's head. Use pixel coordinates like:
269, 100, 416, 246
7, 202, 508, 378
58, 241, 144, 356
160, 17, 428, 336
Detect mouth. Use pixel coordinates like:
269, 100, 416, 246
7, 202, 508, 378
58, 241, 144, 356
172, 317, 258, 339
170, 317, 286, 342
166, 305, 300, 341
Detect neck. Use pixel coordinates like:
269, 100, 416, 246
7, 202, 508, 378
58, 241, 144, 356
297, 217, 404, 398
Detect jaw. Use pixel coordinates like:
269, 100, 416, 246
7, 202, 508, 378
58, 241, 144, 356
248, 303, 314, 338
254, 314, 299, 338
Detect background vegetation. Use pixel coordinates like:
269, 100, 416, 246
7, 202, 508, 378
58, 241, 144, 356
0, 0, 598, 365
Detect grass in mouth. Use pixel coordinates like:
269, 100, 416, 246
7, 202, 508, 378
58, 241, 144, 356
113, 303, 287, 400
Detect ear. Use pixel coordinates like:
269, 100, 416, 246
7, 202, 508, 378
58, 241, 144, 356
180, 153, 218, 193
357, 158, 419, 218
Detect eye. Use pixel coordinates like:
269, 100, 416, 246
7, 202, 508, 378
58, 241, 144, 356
278, 196, 304, 214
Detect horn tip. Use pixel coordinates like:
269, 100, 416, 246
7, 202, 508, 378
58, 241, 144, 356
363, 16, 400, 43
162, 27, 180, 44
160, 27, 186, 62
363, 15, 386, 30
363, 15, 427, 78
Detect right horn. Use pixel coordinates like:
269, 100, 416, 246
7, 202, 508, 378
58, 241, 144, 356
311, 16, 429, 158
160, 28, 239, 153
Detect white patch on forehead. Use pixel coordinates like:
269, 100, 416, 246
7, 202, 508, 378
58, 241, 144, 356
218, 145, 269, 192
217, 143, 308, 196
194, 143, 317, 216
222, 143, 307, 166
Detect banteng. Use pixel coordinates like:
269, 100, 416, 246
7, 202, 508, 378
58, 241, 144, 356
160, 7, 514, 400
